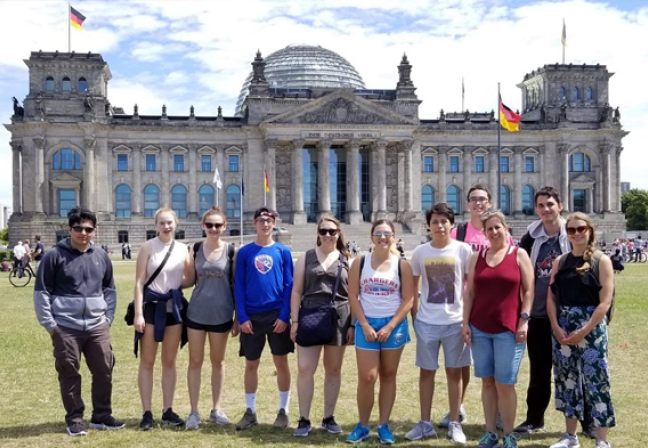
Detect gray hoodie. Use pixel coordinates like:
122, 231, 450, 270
34, 238, 116, 333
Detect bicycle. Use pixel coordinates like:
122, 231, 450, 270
9, 262, 36, 287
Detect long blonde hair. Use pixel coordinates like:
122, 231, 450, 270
566, 212, 596, 274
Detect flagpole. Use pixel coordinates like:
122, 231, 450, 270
462, 77, 465, 112
497, 82, 502, 210
240, 163, 244, 246
263, 164, 267, 206
68, 3, 71, 52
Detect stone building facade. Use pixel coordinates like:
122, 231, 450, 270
6, 48, 627, 247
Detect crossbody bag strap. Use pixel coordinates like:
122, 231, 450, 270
144, 240, 175, 290
330, 253, 347, 304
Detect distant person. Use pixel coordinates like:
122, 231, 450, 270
33, 235, 45, 272
122, 243, 128, 260
12, 240, 26, 277
0, 257, 10, 272
610, 249, 624, 273
633, 236, 643, 262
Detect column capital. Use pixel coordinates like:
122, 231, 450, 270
344, 139, 362, 151
615, 145, 624, 156
316, 139, 333, 151
461, 145, 475, 153
84, 138, 96, 151
374, 139, 389, 150
557, 143, 571, 155
398, 140, 415, 151
290, 139, 305, 151
513, 146, 526, 155
264, 138, 279, 149
10, 140, 23, 152
598, 143, 613, 155
32, 137, 46, 150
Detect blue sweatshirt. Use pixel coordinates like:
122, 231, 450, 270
235, 242, 293, 324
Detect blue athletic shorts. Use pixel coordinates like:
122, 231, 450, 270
355, 316, 410, 351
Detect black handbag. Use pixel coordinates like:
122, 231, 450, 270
125, 241, 176, 326
295, 254, 346, 347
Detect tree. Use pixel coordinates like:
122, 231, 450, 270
0, 227, 8, 245
622, 189, 648, 230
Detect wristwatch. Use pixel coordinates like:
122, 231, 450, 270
520, 312, 530, 321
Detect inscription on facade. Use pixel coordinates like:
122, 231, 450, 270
300, 131, 381, 139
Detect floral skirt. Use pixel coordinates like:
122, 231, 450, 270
552, 305, 616, 428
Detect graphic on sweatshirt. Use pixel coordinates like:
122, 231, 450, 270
255, 254, 274, 274
424, 256, 455, 304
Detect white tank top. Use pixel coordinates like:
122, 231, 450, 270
359, 253, 402, 318
146, 238, 188, 294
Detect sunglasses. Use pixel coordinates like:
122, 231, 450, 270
566, 226, 589, 236
255, 218, 274, 224
204, 222, 224, 229
318, 228, 339, 236
71, 226, 95, 234
372, 232, 393, 238
469, 196, 489, 203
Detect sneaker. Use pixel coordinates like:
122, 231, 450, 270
235, 408, 258, 430
273, 408, 290, 429
595, 440, 611, 448
502, 433, 520, 448
377, 423, 395, 445
209, 409, 230, 425
89, 415, 125, 430
439, 405, 468, 428
405, 421, 436, 441
186, 412, 200, 430
514, 420, 545, 434
293, 417, 312, 437
161, 408, 185, 427
139, 411, 154, 431
321, 415, 342, 434
550, 433, 581, 448
477, 431, 500, 448
66, 422, 88, 437
448, 421, 467, 445
346, 422, 370, 444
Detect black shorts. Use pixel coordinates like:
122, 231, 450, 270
239, 309, 294, 361
186, 317, 233, 333
143, 302, 182, 327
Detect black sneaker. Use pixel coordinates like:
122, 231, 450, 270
90, 415, 125, 430
514, 420, 545, 434
139, 411, 154, 431
161, 408, 185, 427
321, 415, 342, 434
66, 421, 88, 437
293, 417, 312, 437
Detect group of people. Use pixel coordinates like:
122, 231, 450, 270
32, 184, 615, 448
11, 236, 44, 275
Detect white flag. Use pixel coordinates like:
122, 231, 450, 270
213, 167, 223, 189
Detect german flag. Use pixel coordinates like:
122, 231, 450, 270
264, 170, 270, 192
499, 96, 521, 132
70, 6, 86, 30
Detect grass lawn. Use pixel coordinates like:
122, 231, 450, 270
0, 261, 646, 447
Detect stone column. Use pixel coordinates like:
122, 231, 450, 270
614, 146, 623, 212
412, 140, 422, 217
32, 137, 46, 214
94, 137, 110, 214
291, 139, 306, 224
11, 141, 22, 215
438, 147, 447, 203
161, 145, 170, 207
345, 140, 362, 224
83, 138, 96, 211
373, 139, 388, 219
132, 144, 142, 216
403, 140, 414, 212
600, 144, 611, 212
588, 187, 594, 213
513, 147, 523, 214
559, 144, 570, 212
462, 147, 472, 219
264, 139, 277, 211
539, 147, 546, 187
396, 143, 405, 215
317, 139, 332, 220
488, 147, 498, 201
188, 145, 198, 218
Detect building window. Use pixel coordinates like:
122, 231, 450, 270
117, 154, 128, 171
144, 184, 159, 218
199, 184, 214, 216
145, 154, 156, 171
173, 154, 184, 171
423, 156, 434, 172
500, 185, 511, 215
573, 87, 580, 100
522, 185, 535, 216
52, 148, 81, 170
229, 155, 239, 172
449, 156, 459, 173
118, 231, 129, 243
500, 156, 510, 173
475, 156, 485, 173
421, 185, 435, 213
61, 77, 71, 91
146, 230, 157, 240
59, 189, 76, 217
573, 189, 587, 212
446, 185, 461, 214
171, 184, 187, 218
45, 76, 55, 91
115, 184, 131, 218
525, 156, 535, 172
175, 230, 185, 240
201, 155, 211, 172
78, 77, 88, 92
226, 185, 241, 218
586, 87, 593, 100
569, 152, 591, 172
559, 86, 566, 99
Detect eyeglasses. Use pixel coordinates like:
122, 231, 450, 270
318, 228, 339, 236
566, 226, 589, 236
204, 222, 224, 229
469, 196, 489, 203
71, 226, 95, 234
372, 232, 393, 238
255, 218, 274, 224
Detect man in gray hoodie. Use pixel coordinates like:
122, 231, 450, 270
34, 208, 124, 436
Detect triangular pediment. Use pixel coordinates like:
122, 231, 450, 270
571, 173, 595, 184
50, 172, 82, 187
263, 90, 417, 126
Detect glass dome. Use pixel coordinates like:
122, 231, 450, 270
235, 44, 365, 115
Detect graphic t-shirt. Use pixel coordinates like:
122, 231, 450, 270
451, 221, 514, 253
532, 235, 561, 318
411, 240, 473, 325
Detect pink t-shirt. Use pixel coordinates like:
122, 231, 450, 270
450, 221, 514, 253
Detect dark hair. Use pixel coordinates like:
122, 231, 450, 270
202, 206, 227, 224
425, 203, 455, 225
35, 235, 41, 241
466, 184, 491, 202
253, 207, 278, 221
534, 186, 561, 206
67, 207, 97, 228
316, 217, 351, 258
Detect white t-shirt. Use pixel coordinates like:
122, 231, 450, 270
359, 253, 402, 318
411, 240, 473, 325
13, 244, 26, 260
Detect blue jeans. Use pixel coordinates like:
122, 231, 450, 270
471, 325, 526, 385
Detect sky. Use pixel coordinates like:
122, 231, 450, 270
1, 0, 647, 212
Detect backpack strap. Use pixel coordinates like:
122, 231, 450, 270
557, 253, 568, 272
227, 243, 235, 297
456, 223, 468, 242
192, 242, 202, 261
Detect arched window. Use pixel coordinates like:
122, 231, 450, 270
45, 76, 55, 91
199, 184, 214, 216
500, 185, 511, 215
52, 148, 81, 170
78, 77, 88, 92
569, 152, 591, 172
559, 86, 566, 99
61, 77, 71, 91
522, 185, 535, 216
421, 185, 435, 213
171, 184, 187, 218
115, 184, 131, 218
446, 185, 461, 214
586, 87, 593, 100
226, 185, 241, 219
144, 185, 159, 218
573, 87, 580, 100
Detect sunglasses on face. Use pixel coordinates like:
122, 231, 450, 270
469, 196, 489, 203
566, 226, 589, 236
255, 218, 274, 225
318, 228, 339, 236
372, 232, 393, 238
204, 222, 224, 229
71, 226, 95, 234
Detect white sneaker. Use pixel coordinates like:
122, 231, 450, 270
439, 405, 468, 428
209, 409, 231, 425
405, 421, 437, 441
550, 433, 581, 448
448, 421, 467, 445
186, 412, 200, 430
595, 440, 611, 448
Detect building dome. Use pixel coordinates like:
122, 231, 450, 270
235, 44, 365, 115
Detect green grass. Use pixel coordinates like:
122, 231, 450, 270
0, 262, 646, 447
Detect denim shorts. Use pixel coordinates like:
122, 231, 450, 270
355, 316, 410, 351
470, 324, 526, 385
414, 319, 472, 370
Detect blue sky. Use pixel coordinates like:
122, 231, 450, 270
1, 0, 648, 212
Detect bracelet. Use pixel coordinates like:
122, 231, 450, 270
349, 324, 356, 328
